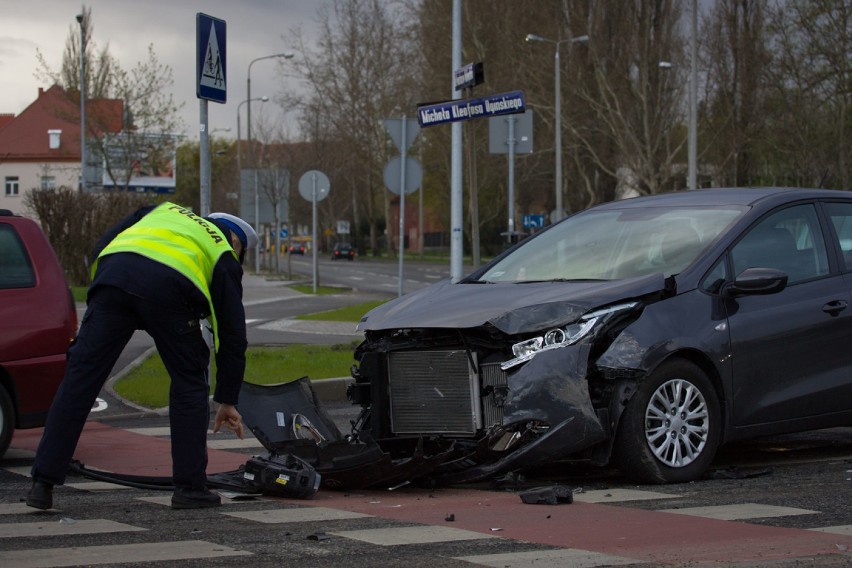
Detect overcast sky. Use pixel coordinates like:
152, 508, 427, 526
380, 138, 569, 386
1, 0, 330, 140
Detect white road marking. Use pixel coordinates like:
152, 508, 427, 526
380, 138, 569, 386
658, 503, 819, 520
223, 507, 371, 523
330, 525, 497, 545
455, 548, 642, 568
0, 519, 146, 538
0, 540, 250, 567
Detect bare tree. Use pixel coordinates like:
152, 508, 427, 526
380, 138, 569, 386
35, 6, 114, 100
36, 7, 183, 192
702, 0, 771, 186
763, 0, 852, 189
569, 1, 686, 201
279, 0, 420, 257
24, 188, 150, 286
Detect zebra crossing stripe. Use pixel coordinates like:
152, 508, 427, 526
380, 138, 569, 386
572, 488, 680, 503
0, 539, 250, 567
0, 519, 146, 538
223, 506, 371, 523
330, 525, 498, 545
657, 503, 820, 521
454, 548, 642, 567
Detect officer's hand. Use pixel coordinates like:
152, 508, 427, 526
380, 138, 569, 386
213, 403, 244, 439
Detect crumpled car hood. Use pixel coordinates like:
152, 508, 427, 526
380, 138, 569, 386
358, 273, 667, 335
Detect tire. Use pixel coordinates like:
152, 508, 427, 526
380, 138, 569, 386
0, 386, 15, 459
613, 359, 721, 484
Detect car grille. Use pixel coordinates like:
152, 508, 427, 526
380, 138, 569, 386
387, 350, 507, 435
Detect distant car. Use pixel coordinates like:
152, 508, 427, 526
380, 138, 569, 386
0, 210, 77, 458
289, 244, 306, 255
331, 242, 355, 261
336, 187, 852, 487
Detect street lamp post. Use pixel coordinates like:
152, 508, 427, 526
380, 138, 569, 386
76, 13, 86, 192
688, 0, 698, 190
236, 96, 268, 274
236, 97, 267, 178
246, 53, 293, 165
659, 60, 696, 191
247, 53, 292, 274
525, 33, 588, 222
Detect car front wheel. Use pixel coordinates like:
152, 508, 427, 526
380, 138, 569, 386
613, 359, 721, 484
0, 386, 15, 459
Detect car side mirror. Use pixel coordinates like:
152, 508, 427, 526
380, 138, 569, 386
722, 267, 788, 299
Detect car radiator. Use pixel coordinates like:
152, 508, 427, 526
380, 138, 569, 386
387, 350, 506, 435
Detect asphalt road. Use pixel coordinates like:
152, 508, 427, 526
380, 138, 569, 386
2, 267, 850, 567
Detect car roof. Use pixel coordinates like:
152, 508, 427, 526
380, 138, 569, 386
590, 187, 850, 211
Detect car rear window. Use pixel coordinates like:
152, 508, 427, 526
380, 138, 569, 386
0, 224, 36, 288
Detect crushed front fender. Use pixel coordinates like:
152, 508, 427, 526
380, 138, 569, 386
434, 343, 607, 485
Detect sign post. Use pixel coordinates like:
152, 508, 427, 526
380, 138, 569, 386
490, 110, 534, 242
298, 170, 330, 294
383, 116, 421, 297
196, 13, 226, 217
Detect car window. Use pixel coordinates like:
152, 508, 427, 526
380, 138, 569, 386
730, 204, 828, 284
824, 202, 852, 270
0, 224, 36, 288
700, 258, 727, 293
479, 206, 744, 282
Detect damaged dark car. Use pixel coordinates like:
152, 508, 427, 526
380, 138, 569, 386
241, 188, 852, 489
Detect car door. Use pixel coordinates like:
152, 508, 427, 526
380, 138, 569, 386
726, 202, 852, 426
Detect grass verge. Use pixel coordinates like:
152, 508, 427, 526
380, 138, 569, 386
295, 300, 386, 323
114, 342, 359, 409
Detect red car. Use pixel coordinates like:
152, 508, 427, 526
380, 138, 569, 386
0, 210, 77, 457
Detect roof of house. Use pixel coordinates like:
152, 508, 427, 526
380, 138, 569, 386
0, 85, 123, 163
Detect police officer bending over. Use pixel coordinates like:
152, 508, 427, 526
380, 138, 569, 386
26, 202, 258, 510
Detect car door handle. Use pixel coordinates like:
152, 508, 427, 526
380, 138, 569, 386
822, 300, 848, 316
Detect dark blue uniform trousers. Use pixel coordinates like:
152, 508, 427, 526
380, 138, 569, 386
32, 285, 212, 490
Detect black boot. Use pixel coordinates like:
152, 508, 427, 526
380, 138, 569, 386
171, 487, 221, 510
26, 480, 54, 510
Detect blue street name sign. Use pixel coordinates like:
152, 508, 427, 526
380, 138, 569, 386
196, 13, 227, 103
417, 90, 525, 127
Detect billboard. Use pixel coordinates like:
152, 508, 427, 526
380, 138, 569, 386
101, 133, 178, 194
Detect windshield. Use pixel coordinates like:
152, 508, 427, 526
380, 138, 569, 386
479, 205, 745, 283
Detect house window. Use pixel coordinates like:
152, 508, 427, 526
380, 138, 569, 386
48, 129, 62, 149
40, 176, 56, 190
4, 177, 19, 197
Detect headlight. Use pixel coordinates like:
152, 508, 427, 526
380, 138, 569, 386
501, 302, 639, 371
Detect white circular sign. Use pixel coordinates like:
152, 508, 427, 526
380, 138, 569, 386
298, 170, 330, 202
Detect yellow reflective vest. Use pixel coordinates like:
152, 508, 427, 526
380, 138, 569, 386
93, 202, 238, 351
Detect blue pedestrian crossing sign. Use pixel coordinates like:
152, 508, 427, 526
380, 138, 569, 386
196, 13, 227, 103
